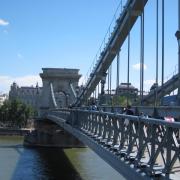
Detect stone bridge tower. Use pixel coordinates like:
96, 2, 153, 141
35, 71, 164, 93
39, 68, 81, 114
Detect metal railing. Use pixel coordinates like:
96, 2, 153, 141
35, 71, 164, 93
49, 109, 180, 177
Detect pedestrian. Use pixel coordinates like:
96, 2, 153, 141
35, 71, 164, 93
125, 105, 134, 115
91, 102, 97, 111
123, 105, 134, 126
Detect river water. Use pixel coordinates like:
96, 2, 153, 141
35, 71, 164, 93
0, 136, 126, 180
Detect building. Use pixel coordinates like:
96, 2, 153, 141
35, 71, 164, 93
116, 83, 138, 97
0, 93, 8, 106
9, 82, 42, 110
9, 68, 81, 115
99, 83, 138, 105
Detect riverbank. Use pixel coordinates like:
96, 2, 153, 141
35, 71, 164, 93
0, 127, 32, 136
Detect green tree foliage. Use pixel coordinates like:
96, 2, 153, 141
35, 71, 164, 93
112, 95, 132, 106
0, 99, 35, 128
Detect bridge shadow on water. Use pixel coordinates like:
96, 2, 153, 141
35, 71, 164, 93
11, 147, 83, 180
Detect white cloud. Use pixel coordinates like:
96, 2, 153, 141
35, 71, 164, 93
0, 19, 9, 26
132, 63, 147, 70
0, 75, 42, 93
15, 75, 42, 87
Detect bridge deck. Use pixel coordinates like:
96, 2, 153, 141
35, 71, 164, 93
46, 109, 180, 179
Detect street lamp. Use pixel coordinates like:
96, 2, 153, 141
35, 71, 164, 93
101, 73, 106, 95
175, 30, 180, 47
175, 30, 180, 105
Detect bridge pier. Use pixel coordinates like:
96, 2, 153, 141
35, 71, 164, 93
24, 119, 85, 148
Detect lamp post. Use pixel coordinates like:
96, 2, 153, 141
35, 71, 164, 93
175, 30, 180, 105
101, 74, 106, 95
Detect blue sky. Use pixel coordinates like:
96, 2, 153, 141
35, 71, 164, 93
0, 0, 179, 93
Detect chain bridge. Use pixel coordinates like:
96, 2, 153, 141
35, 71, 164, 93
26, 0, 180, 179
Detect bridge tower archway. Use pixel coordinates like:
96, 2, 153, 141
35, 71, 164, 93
39, 68, 81, 115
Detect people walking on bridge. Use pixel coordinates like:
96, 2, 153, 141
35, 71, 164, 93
123, 105, 134, 126
125, 105, 134, 115
91, 102, 97, 111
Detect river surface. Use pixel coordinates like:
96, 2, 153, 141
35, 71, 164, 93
0, 136, 126, 180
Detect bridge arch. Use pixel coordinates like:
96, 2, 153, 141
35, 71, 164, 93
39, 68, 81, 115
54, 90, 70, 108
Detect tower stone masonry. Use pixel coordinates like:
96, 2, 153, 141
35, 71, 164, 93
39, 68, 81, 112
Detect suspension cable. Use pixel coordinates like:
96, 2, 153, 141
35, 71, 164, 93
177, 0, 180, 105
127, 1, 131, 106
127, 34, 130, 105
155, 0, 159, 106
156, 0, 159, 84
121, 0, 123, 12
142, 11, 144, 104
161, 0, 164, 86
178, 0, 180, 75
140, 11, 145, 105
179, 0, 180, 30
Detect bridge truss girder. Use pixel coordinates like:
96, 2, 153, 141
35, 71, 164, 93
75, 0, 148, 106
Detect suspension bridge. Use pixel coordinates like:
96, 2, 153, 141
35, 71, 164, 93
26, 0, 180, 179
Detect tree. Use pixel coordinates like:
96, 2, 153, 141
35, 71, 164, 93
112, 95, 130, 106
0, 99, 36, 128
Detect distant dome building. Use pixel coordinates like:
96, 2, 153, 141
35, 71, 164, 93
116, 83, 138, 97
98, 82, 138, 105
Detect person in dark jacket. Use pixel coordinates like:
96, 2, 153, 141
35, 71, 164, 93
125, 105, 134, 115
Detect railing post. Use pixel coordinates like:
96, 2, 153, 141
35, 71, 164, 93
102, 115, 108, 139
136, 117, 144, 162
73, 109, 79, 128
119, 116, 125, 149
94, 113, 99, 135
112, 116, 118, 145
164, 127, 173, 174
126, 119, 133, 156
88, 111, 91, 132
147, 123, 156, 175
149, 124, 156, 162
71, 110, 75, 127
107, 116, 112, 142
98, 112, 103, 137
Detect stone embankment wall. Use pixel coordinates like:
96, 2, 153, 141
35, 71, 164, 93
0, 128, 30, 136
